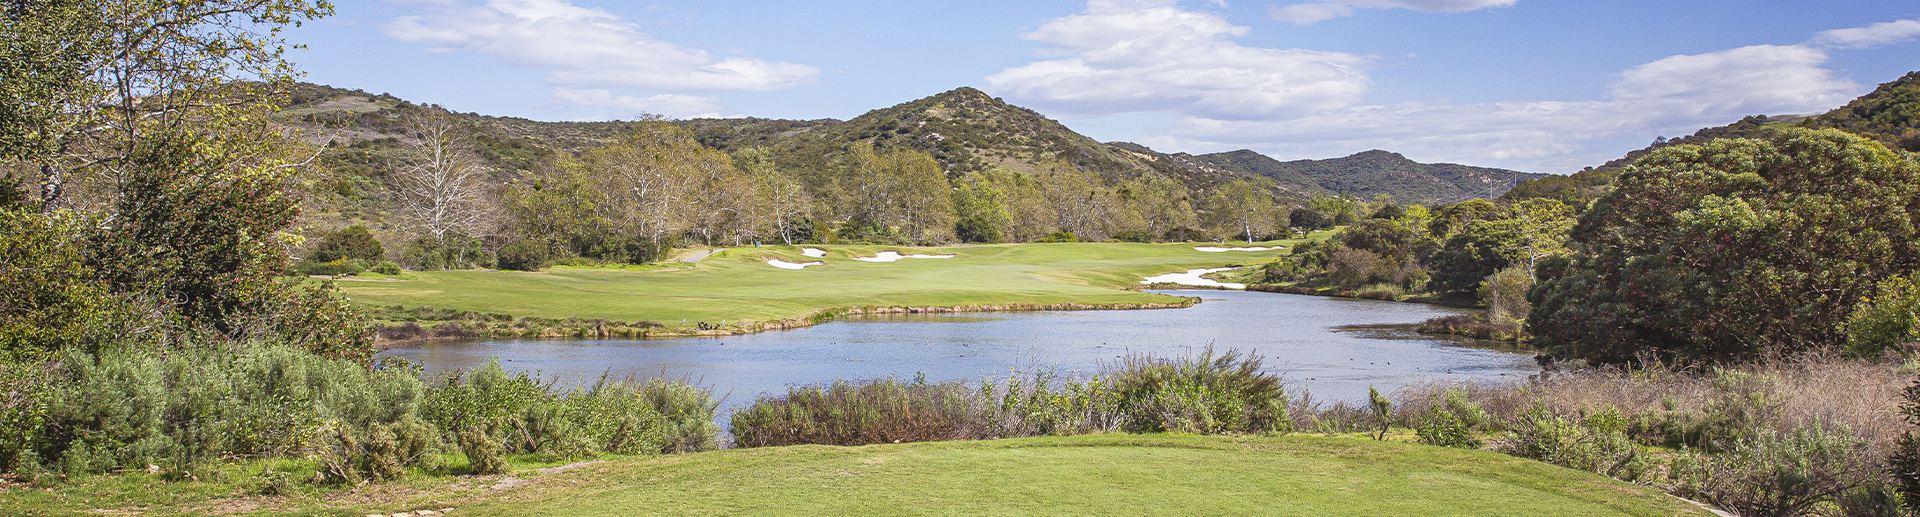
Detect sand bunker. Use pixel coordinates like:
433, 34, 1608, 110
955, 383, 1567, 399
767, 259, 825, 270
1195, 246, 1285, 252
800, 248, 827, 258
1141, 268, 1245, 289
854, 251, 957, 263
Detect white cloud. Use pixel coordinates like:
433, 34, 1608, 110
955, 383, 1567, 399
1147, 43, 1863, 172
1268, 0, 1514, 25
986, 0, 1373, 120
547, 88, 724, 118
385, 0, 819, 92
1268, 3, 1351, 25
383, 0, 819, 117
1812, 19, 1920, 49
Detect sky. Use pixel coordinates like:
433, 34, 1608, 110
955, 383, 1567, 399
285, 0, 1920, 173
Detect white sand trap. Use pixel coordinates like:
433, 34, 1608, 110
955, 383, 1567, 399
1195, 246, 1285, 252
854, 251, 957, 262
799, 247, 827, 258
767, 259, 825, 270
1141, 267, 1246, 289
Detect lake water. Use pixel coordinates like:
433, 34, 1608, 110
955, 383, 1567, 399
379, 290, 1538, 419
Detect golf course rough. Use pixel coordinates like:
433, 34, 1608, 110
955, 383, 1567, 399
446, 434, 1713, 516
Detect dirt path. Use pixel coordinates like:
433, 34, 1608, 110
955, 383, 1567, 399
681, 248, 729, 263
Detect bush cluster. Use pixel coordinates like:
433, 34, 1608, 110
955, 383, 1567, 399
0, 344, 714, 485
730, 349, 1290, 448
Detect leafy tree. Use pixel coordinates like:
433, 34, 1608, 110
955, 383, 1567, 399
1426, 221, 1518, 294
1288, 207, 1330, 231
1206, 178, 1278, 243
1530, 129, 1920, 363
0, 0, 332, 211
952, 178, 1010, 243
308, 225, 385, 263
1847, 272, 1920, 356
1338, 219, 1425, 264
0, 209, 107, 356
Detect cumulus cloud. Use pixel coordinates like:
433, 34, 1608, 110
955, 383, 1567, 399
1812, 19, 1920, 49
385, 0, 818, 92
987, 0, 1373, 120
1268, 3, 1351, 25
547, 88, 724, 118
1268, 0, 1514, 25
1151, 43, 1863, 171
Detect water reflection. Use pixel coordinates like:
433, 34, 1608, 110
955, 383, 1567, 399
381, 291, 1539, 419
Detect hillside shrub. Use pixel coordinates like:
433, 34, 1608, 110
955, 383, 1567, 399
496, 241, 549, 271
307, 225, 385, 263
1037, 231, 1079, 243
295, 258, 367, 277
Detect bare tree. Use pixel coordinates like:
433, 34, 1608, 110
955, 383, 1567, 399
392, 107, 494, 245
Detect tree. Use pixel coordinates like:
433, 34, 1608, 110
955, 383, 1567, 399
1530, 129, 1920, 363
0, 0, 332, 211
952, 178, 1010, 243
1206, 179, 1278, 243
1289, 207, 1330, 231
1488, 198, 1573, 281
392, 107, 495, 246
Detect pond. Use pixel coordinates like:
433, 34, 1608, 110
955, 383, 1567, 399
379, 290, 1538, 420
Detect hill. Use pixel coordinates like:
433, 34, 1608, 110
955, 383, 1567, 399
275, 84, 1539, 207
1179, 148, 1546, 204
1504, 70, 1920, 204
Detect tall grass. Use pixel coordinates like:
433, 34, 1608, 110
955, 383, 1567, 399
2, 343, 715, 484
730, 349, 1291, 448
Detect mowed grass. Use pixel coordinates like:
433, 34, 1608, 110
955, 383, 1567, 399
338, 241, 1301, 326
451, 434, 1711, 517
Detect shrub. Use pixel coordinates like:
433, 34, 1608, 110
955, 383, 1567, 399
295, 258, 366, 277
307, 225, 385, 263
1326, 248, 1381, 289
1108, 349, 1290, 435
496, 241, 550, 271
1036, 231, 1079, 243
731, 376, 984, 447
371, 261, 403, 276
1500, 405, 1651, 482
1479, 265, 1534, 327
1671, 421, 1872, 517
1849, 272, 1920, 357
1415, 390, 1489, 448
1111, 229, 1155, 243
401, 234, 491, 271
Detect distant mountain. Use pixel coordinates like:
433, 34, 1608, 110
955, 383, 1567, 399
274, 83, 1544, 206
1171, 148, 1545, 204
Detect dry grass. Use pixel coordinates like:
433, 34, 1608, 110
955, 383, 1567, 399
1395, 353, 1909, 457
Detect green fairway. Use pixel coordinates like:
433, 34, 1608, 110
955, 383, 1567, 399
339, 242, 1298, 328
451, 434, 1710, 517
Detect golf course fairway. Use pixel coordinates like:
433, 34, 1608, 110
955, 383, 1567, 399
442, 434, 1711, 516
338, 242, 1301, 329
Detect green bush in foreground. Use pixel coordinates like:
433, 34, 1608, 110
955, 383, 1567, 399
730, 349, 1289, 448
1, 345, 714, 484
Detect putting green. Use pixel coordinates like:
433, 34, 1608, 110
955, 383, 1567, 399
451, 434, 1712, 516
339, 242, 1299, 327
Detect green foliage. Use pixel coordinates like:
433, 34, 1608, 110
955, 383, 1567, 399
295, 258, 366, 277
1848, 272, 1920, 356
371, 261, 402, 276
1036, 231, 1079, 243
1426, 222, 1517, 293
952, 180, 1010, 243
1670, 422, 1872, 517
497, 241, 550, 271
1500, 405, 1650, 483
1414, 389, 1491, 449
1803, 71, 1920, 153
1110, 349, 1290, 435
1891, 375, 1920, 512
1338, 219, 1424, 263
0, 210, 108, 356
423, 360, 717, 462
730, 376, 984, 448
1479, 265, 1534, 327
1368, 386, 1392, 440
401, 233, 492, 270
307, 225, 385, 263
1288, 207, 1331, 230
1530, 129, 1920, 363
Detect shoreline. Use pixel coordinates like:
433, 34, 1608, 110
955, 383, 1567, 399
373, 297, 1201, 346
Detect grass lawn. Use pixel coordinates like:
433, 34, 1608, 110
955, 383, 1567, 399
440, 434, 1711, 516
338, 241, 1306, 328
0, 434, 1714, 516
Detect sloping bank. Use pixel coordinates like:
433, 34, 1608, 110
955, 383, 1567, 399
371, 298, 1199, 344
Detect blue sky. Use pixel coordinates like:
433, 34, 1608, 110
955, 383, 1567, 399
286, 0, 1920, 173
